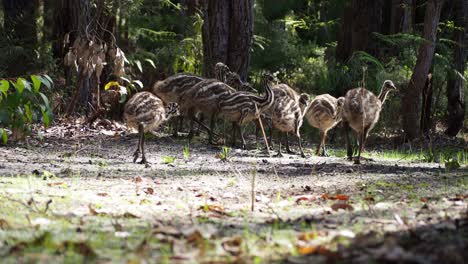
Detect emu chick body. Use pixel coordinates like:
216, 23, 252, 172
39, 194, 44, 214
264, 84, 309, 157
305, 94, 344, 156
124, 92, 177, 164
342, 80, 397, 164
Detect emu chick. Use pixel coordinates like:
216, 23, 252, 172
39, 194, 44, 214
124, 91, 179, 164
305, 94, 345, 156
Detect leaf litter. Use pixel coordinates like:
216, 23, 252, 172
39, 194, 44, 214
0, 128, 466, 263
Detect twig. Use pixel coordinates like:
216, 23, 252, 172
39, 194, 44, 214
251, 169, 256, 212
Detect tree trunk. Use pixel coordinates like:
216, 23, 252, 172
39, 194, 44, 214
390, 0, 413, 34
202, 0, 253, 81
2, 0, 38, 75
227, 0, 254, 80
336, 0, 384, 62
420, 73, 433, 134
401, 0, 444, 140
55, 0, 93, 115
445, 0, 467, 137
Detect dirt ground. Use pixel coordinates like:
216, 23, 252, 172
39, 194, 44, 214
0, 122, 467, 263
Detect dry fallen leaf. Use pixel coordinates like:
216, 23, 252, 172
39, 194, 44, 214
335, 194, 349, 201
198, 205, 228, 216
0, 219, 10, 229
122, 212, 139, 218
297, 244, 335, 257
331, 203, 354, 211
298, 231, 318, 242
134, 176, 143, 183
295, 195, 316, 204
144, 187, 154, 195
222, 236, 243, 256
47, 182, 65, 187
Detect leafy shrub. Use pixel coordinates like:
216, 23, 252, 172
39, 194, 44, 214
0, 75, 53, 143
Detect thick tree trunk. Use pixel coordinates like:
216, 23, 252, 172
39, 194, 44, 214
420, 73, 433, 134
2, 0, 38, 75
227, 0, 254, 80
202, 0, 253, 81
390, 0, 413, 34
402, 0, 444, 140
55, 0, 93, 115
445, 0, 467, 137
202, 0, 230, 78
336, 0, 384, 62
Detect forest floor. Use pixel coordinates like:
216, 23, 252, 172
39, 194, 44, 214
0, 121, 467, 263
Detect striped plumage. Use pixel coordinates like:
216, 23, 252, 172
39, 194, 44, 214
214, 62, 230, 82
225, 72, 256, 92
152, 73, 204, 104
305, 94, 345, 156
342, 80, 397, 164
217, 74, 275, 149
264, 84, 309, 157
124, 91, 180, 164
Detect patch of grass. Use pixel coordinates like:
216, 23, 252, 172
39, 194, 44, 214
161, 156, 176, 164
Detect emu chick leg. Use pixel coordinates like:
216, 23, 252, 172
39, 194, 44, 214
297, 132, 305, 158
343, 122, 353, 160
139, 124, 148, 164
208, 113, 217, 144
275, 130, 283, 157
133, 124, 144, 163
285, 133, 295, 154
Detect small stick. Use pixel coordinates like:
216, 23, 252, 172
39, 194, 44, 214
251, 169, 256, 212
251, 104, 277, 212
255, 105, 270, 157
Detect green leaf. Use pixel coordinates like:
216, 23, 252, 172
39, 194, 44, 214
134, 60, 143, 73
120, 76, 131, 84
132, 80, 143, 90
39, 93, 51, 108
0, 128, 7, 144
144, 59, 156, 69
42, 109, 50, 127
31, 75, 42, 92
161, 156, 175, 164
38, 76, 52, 90
24, 104, 33, 122
15, 78, 26, 94
0, 79, 9, 96
43, 74, 53, 87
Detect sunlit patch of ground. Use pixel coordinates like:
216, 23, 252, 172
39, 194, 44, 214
0, 131, 466, 263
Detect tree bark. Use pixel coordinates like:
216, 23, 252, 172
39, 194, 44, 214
402, 0, 444, 140
420, 73, 433, 134
445, 0, 467, 137
390, 0, 413, 34
202, 0, 253, 81
336, 0, 384, 62
2, 0, 38, 75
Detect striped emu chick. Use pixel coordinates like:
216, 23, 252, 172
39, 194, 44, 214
217, 74, 275, 149
225, 71, 256, 93
152, 73, 204, 104
342, 80, 397, 164
124, 92, 180, 164
305, 94, 345, 156
179, 71, 255, 143
266, 84, 309, 157
152, 62, 230, 104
